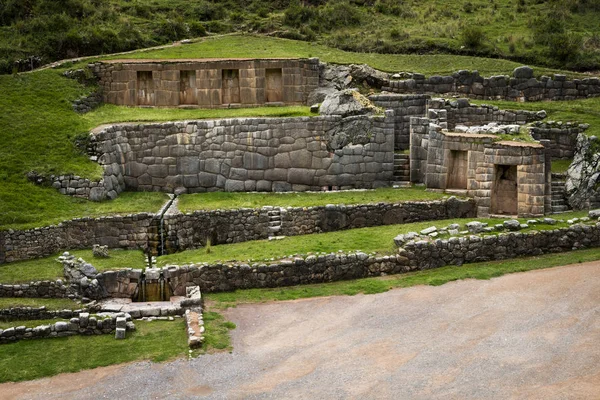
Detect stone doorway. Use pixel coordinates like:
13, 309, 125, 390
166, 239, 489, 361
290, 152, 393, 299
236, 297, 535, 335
222, 69, 240, 104
179, 71, 197, 105
447, 150, 468, 190
265, 68, 283, 103
491, 164, 518, 215
137, 71, 154, 106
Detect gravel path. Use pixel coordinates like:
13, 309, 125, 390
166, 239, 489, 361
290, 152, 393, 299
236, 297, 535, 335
3, 261, 600, 399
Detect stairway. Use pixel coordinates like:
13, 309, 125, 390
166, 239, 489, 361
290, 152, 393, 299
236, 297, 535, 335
551, 179, 570, 214
267, 208, 282, 236
393, 153, 411, 187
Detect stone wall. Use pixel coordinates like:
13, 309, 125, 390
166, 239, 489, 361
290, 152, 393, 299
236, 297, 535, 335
382, 67, 600, 101
279, 197, 476, 236
0, 307, 84, 321
402, 222, 600, 269
89, 114, 395, 195
428, 98, 545, 129
369, 94, 429, 150
0, 198, 476, 264
530, 121, 588, 160
48, 174, 120, 201
133, 222, 600, 293
91, 58, 319, 108
409, 117, 432, 183
0, 281, 69, 298
72, 91, 102, 114
0, 214, 154, 264
0, 312, 134, 344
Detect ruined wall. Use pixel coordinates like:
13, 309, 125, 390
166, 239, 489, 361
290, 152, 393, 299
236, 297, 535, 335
369, 94, 429, 150
0, 215, 154, 264
92, 58, 319, 108
428, 98, 544, 129
90, 114, 395, 195
530, 121, 588, 160
382, 67, 600, 101
409, 117, 433, 183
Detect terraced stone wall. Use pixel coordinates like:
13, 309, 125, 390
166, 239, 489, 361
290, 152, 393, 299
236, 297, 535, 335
89, 114, 395, 195
382, 67, 600, 101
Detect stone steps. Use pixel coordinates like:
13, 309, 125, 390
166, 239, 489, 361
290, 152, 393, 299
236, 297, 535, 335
550, 180, 570, 214
267, 208, 282, 235
393, 153, 410, 182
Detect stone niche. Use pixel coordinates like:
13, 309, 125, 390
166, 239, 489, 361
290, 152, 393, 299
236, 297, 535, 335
413, 125, 550, 217
92, 58, 320, 108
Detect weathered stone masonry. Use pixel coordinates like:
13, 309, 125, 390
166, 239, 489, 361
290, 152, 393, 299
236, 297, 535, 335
89, 113, 395, 196
0, 198, 476, 264
382, 67, 600, 101
91, 58, 319, 108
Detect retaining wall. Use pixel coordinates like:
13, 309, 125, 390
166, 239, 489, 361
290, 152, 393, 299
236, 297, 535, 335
382, 68, 600, 101
530, 121, 588, 160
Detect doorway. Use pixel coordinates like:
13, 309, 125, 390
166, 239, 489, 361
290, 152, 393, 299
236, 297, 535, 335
447, 150, 468, 190
222, 69, 240, 104
137, 71, 154, 106
491, 164, 518, 215
265, 68, 283, 103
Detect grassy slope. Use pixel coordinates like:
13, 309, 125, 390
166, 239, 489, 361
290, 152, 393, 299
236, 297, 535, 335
177, 187, 447, 212
157, 210, 589, 266
106, 34, 562, 77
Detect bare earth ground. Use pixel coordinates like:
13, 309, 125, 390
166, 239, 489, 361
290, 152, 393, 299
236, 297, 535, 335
2, 261, 600, 399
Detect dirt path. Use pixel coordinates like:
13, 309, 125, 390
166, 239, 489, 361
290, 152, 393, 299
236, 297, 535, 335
2, 261, 600, 399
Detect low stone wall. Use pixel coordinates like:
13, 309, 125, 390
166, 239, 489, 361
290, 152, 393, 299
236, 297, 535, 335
382, 67, 600, 101
49, 174, 119, 201
428, 98, 544, 129
0, 312, 134, 344
0, 307, 84, 321
72, 91, 102, 114
279, 197, 476, 236
402, 222, 600, 269
0, 281, 69, 298
0, 214, 154, 264
530, 121, 588, 160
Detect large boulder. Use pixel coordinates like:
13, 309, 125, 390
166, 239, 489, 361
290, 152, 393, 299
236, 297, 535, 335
307, 87, 339, 106
566, 134, 600, 209
513, 66, 534, 79
349, 64, 390, 89
319, 89, 380, 117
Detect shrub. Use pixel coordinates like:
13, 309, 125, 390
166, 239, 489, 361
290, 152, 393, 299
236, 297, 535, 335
460, 25, 486, 48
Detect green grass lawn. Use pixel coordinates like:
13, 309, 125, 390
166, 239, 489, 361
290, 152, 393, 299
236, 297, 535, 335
157, 210, 590, 266
206, 247, 600, 308
0, 249, 145, 284
178, 186, 448, 212
0, 312, 235, 383
551, 159, 574, 174
0, 298, 80, 311
0, 320, 187, 382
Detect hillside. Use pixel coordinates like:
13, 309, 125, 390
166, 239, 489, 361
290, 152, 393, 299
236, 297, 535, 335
1, 0, 600, 74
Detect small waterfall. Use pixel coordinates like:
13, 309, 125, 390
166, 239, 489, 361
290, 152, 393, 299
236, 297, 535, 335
134, 268, 173, 302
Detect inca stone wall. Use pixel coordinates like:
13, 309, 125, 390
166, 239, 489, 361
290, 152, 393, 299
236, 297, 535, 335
0, 214, 154, 264
530, 121, 588, 160
409, 117, 432, 183
91, 58, 319, 108
0, 198, 476, 264
0, 281, 69, 298
0, 307, 84, 321
428, 98, 545, 129
382, 66, 600, 101
117, 222, 600, 293
90, 114, 395, 195
369, 94, 429, 150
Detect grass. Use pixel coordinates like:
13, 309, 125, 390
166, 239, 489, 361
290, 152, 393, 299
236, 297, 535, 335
157, 210, 590, 266
178, 186, 448, 212
0, 298, 80, 311
205, 247, 600, 308
0, 310, 237, 383
0, 320, 188, 383
551, 159, 574, 174
103, 34, 573, 77
0, 249, 145, 284
197, 311, 236, 354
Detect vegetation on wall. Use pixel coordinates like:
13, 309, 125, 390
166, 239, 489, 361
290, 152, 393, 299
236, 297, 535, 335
1, 0, 600, 74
